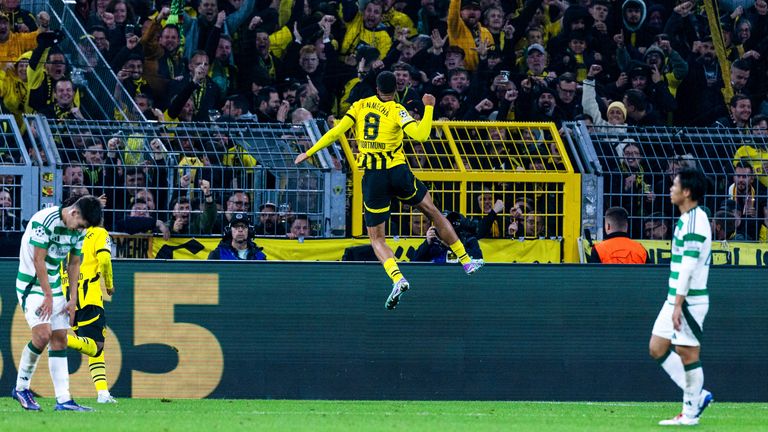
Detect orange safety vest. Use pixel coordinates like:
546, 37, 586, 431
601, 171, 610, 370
593, 234, 647, 264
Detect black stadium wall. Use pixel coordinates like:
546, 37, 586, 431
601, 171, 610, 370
0, 259, 765, 401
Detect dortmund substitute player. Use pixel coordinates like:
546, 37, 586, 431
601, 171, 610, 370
295, 71, 483, 310
62, 221, 118, 403
649, 167, 713, 426
12, 195, 102, 411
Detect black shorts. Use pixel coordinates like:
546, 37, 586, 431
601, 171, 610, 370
362, 164, 428, 227
73, 305, 106, 343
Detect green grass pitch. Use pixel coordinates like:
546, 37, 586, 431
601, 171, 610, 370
1, 399, 766, 431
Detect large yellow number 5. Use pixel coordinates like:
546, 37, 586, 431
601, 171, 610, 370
132, 273, 223, 398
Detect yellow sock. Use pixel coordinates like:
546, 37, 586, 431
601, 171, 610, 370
449, 240, 471, 265
89, 352, 108, 392
383, 258, 403, 283
67, 335, 99, 357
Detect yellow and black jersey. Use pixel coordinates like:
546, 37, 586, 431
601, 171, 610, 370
62, 226, 113, 310
346, 95, 416, 170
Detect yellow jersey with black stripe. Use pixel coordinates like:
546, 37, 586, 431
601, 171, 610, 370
61, 226, 113, 309
347, 95, 416, 170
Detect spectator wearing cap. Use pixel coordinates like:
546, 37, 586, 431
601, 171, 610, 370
1, 0, 37, 33
625, 60, 676, 121
436, 88, 465, 120
582, 63, 628, 133
253, 202, 286, 236
0, 10, 47, 66
340, 0, 392, 63
519, 43, 552, 82
208, 212, 267, 260
447, 0, 494, 71
622, 36, 689, 99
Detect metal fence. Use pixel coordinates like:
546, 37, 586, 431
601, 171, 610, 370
565, 122, 768, 243
0, 115, 39, 236
339, 121, 582, 262
23, 116, 345, 238
39, 0, 145, 121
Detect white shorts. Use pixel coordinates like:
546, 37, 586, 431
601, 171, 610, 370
652, 301, 708, 347
17, 293, 70, 331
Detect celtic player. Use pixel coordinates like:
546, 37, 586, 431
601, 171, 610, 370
649, 167, 714, 426
12, 196, 102, 411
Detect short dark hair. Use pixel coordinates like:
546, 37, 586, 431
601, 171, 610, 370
732, 59, 750, 72
677, 167, 708, 202
74, 195, 103, 227
604, 206, 629, 230
226, 95, 250, 112
730, 93, 750, 107
291, 213, 310, 226
376, 71, 397, 94
624, 89, 647, 111
257, 86, 278, 105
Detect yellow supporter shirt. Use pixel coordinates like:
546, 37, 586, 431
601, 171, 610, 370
61, 226, 113, 309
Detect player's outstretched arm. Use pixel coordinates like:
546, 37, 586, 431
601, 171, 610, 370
403, 94, 435, 142
295, 115, 356, 164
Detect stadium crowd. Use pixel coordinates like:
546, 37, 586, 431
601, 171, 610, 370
1, 0, 768, 246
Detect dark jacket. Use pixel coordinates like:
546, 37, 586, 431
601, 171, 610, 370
207, 238, 266, 260
412, 236, 483, 263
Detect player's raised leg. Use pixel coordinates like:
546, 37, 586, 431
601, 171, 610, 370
67, 334, 99, 356
649, 335, 686, 390
414, 191, 484, 274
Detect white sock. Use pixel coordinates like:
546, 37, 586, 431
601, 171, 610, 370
682, 362, 704, 417
48, 350, 71, 403
16, 341, 43, 391
658, 349, 686, 390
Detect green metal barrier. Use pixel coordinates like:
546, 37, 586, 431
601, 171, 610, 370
0, 260, 765, 401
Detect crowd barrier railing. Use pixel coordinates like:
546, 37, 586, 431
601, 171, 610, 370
339, 120, 582, 262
